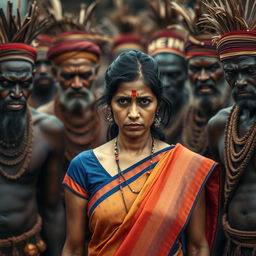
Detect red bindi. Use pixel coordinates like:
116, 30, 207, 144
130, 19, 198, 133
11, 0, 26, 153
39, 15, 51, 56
131, 90, 137, 98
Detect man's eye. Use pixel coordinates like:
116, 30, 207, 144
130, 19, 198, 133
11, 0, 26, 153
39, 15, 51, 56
79, 72, 93, 80
225, 70, 233, 76
2, 80, 10, 87
60, 73, 74, 80
189, 66, 199, 73
22, 81, 31, 87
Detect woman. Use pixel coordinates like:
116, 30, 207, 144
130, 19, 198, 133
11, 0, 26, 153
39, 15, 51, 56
62, 50, 220, 256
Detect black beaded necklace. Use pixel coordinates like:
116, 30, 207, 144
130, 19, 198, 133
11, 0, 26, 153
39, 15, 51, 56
114, 136, 155, 213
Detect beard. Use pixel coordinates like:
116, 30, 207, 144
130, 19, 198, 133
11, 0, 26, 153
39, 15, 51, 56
59, 87, 95, 115
33, 76, 55, 94
0, 107, 27, 142
193, 85, 230, 116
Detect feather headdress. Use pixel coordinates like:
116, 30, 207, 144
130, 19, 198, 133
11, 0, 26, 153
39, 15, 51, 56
108, 0, 141, 35
146, 0, 181, 30
201, 0, 256, 34
44, 0, 99, 35
170, 2, 208, 36
0, 0, 48, 44
200, 0, 256, 61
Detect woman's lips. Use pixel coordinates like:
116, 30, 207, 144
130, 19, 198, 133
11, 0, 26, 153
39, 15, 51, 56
125, 124, 143, 131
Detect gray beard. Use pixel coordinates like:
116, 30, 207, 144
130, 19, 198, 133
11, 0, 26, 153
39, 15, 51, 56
59, 91, 95, 115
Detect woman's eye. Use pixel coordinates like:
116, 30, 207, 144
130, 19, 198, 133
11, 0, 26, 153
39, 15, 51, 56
139, 98, 151, 105
117, 98, 129, 105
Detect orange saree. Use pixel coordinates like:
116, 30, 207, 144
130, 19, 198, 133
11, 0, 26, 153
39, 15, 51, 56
64, 144, 220, 256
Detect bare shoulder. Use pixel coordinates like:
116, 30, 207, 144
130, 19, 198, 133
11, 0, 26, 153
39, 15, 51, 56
37, 100, 55, 115
31, 108, 64, 134
208, 106, 232, 134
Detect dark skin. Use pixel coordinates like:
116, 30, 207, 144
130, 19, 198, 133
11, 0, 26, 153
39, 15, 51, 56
153, 52, 189, 143
208, 56, 256, 253
0, 60, 65, 255
28, 50, 57, 108
188, 56, 229, 118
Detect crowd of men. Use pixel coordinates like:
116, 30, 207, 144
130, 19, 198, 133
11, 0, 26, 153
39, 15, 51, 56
0, 0, 256, 255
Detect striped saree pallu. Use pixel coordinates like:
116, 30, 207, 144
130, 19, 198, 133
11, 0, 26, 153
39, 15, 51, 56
88, 144, 220, 256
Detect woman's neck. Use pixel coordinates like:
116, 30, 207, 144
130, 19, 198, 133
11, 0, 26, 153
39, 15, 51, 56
117, 133, 153, 155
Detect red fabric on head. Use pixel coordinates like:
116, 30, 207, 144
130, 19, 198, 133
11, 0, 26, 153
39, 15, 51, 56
0, 43, 37, 64
47, 30, 101, 64
186, 34, 218, 59
217, 30, 256, 61
147, 29, 187, 58
112, 34, 144, 56
34, 35, 52, 48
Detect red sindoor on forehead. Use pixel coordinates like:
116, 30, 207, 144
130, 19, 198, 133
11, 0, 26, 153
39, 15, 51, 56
131, 90, 137, 98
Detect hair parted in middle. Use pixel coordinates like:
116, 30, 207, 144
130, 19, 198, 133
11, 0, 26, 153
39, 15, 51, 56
97, 50, 172, 140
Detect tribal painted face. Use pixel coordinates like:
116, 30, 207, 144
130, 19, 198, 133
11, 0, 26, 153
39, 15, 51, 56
153, 53, 187, 104
111, 78, 158, 139
0, 60, 34, 113
223, 56, 256, 110
188, 56, 229, 112
55, 58, 97, 113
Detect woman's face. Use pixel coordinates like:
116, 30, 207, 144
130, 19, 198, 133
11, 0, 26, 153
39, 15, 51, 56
111, 78, 158, 139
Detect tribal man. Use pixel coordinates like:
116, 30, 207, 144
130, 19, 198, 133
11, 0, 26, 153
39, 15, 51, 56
171, 2, 231, 156
0, 2, 65, 256
203, 0, 256, 254
147, 0, 189, 144
38, 3, 107, 171
28, 35, 57, 109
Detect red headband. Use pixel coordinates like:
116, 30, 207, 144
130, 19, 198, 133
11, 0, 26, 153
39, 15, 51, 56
0, 43, 37, 64
47, 30, 101, 65
217, 30, 256, 61
147, 30, 187, 58
186, 34, 218, 59
112, 34, 145, 56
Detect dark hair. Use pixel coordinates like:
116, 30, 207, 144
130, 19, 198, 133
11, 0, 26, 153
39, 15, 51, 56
97, 50, 172, 140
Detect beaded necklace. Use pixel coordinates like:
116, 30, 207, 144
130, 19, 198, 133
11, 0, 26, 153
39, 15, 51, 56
0, 109, 34, 180
224, 105, 256, 208
114, 136, 155, 213
182, 107, 209, 155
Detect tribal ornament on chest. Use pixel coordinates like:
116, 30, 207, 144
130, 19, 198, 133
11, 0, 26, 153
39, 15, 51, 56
0, 110, 34, 179
224, 105, 256, 208
182, 107, 209, 155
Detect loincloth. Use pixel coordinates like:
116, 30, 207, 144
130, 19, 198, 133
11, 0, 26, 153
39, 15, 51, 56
223, 214, 256, 256
0, 215, 46, 256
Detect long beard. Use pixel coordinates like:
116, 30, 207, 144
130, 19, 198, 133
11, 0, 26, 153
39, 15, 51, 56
0, 111, 27, 142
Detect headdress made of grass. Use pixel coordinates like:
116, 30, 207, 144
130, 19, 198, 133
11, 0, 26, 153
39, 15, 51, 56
0, 0, 48, 44
108, 0, 142, 36
43, 0, 110, 44
146, 0, 181, 30
200, 0, 256, 35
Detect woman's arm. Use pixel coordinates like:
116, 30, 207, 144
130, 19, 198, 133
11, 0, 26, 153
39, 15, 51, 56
187, 188, 210, 256
62, 188, 88, 256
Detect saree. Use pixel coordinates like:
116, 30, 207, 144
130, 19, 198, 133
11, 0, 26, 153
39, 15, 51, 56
63, 143, 220, 256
